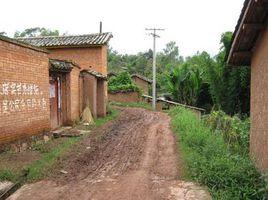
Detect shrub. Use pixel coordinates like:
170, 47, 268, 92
203, 110, 250, 154
108, 72, 141, 94
169, 107, 267, 199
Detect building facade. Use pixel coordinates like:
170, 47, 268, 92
0, 36, 50, 143
227, 0, 268, 171
0, 32, 112, 144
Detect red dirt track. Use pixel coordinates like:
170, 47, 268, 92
8, 108, 210, 200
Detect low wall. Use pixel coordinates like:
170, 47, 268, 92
108, 91, 140, 103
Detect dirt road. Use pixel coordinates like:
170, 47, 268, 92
8, 108, 210, 200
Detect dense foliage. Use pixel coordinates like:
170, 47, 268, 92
169, 107, 267, 199
13, 27, 61, 38
108, 72, 140, 93
108, 32, 250, 116
204, 111, 250, 154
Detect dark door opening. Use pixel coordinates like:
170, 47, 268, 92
49, 76, 62, 129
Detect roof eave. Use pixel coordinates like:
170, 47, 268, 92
0, 35, 49, 54
227, 0, 252, 66
227, 0, 268, 66
44, 44, 109, 49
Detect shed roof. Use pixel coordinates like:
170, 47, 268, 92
131, 74, 152, 84
49, 59, 79, 72
227, 0, 268, 66
0, 35, 48, 53
18, 32, 113, 48
81, 69, 107, 80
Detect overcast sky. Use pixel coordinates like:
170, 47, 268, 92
0, 0, 244, 57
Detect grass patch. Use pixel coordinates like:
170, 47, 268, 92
25, 137, 79, 182
169, 107, 267, 199
0, 169, 18, 182
109, 101, 152, 110
0, 109, 120, 183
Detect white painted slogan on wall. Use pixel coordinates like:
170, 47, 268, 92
0, 82, 47, 115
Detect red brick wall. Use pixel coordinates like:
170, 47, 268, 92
251, 27, 268, 171
48, 45, 108, 75
70, 67, 80, 122
0, 39, 50, 144
82, 74, 97, 118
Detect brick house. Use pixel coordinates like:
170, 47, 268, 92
227, 0, 268, 170
131, 74, 152, 95
0, 32, 112, 144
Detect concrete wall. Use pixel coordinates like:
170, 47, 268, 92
0, 39, 50, 144
108, 91, 140, 103
48, 46, 108, 75
251, 26, 268, 171
132, 77, 150, 95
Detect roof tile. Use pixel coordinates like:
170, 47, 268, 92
18, 32, 112, 48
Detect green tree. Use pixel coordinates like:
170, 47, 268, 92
0, 32, 7, 36
206, 32, 250, 115
165, 63, 202, 106
14, 27, 60, 38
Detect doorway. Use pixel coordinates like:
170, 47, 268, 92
49, 76, 61, 129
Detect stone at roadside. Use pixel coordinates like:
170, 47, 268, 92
168, 181, 211, 200
0, 181, 14, 195
20, 143, 28, 152
60, 170, 68, 174
44, 135, 50, 143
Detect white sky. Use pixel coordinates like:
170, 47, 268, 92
0, 0, 244, 57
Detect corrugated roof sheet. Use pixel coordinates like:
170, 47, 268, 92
18, 32, 113, 48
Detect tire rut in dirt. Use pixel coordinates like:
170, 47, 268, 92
63, 108, 156, 182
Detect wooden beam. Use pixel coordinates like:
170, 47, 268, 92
243, 23, 265, 30
255, 0, 268, 8
233, 51, 252, 58
227, 0, 255, 65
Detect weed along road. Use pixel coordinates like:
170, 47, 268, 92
8, 108, 210, 200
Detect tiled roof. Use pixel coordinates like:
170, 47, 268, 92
81, 70, 107, 80
131, 74, 152, 84
18, 32, 112, 48
49, 59, 75, 72
0, 35, 48, 53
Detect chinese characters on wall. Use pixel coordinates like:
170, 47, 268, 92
0, 82, 47, 115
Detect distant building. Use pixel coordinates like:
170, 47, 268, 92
227, 0, 268, 170
0, 32, 112, 144
131, 74, 152, 95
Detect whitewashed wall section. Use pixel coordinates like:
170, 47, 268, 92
0, 82, 47, 115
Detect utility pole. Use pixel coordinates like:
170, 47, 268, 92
145, 28, 164, 110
